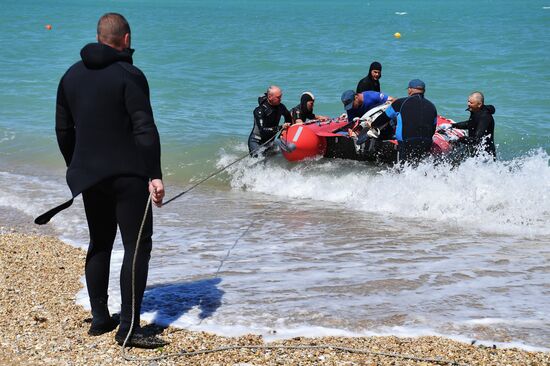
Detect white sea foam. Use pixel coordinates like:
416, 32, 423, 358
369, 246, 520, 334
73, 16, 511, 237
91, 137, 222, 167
395, 11, 408, 15
2, 151, 549, 351
223, 148, 550, 237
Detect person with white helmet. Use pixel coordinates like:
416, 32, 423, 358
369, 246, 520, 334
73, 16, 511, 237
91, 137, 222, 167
289, 92, 328, 125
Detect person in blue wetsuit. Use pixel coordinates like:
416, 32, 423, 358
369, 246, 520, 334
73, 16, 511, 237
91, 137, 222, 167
341, 89, 393, 122
369, 79, 437, 163
248, 85, 291, 156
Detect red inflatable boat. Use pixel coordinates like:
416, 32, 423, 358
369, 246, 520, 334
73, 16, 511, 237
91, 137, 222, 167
278, 108, 465, 163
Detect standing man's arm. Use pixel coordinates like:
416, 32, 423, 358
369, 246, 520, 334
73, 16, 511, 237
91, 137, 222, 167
55, 78, 75, 167
124, 69, 164, 206
282, 105, 292, 129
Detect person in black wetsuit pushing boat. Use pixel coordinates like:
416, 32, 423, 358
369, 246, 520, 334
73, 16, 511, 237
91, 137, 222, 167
440, 91, 496, 160
367, 79, 437, 164
248, 85, 292, 156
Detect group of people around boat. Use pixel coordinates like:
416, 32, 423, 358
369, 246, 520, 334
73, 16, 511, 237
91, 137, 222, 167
248, 61, 496, 163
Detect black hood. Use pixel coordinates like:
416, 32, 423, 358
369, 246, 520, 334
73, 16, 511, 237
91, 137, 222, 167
80, 43, 134, 70
484, 105, 496, 114
299, 92, 314, 115
258, 93, 268, 106
368, 61, 382, 79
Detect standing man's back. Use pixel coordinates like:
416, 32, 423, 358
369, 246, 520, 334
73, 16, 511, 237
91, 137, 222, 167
54, 13, 167, 348
371, 79, 437, 163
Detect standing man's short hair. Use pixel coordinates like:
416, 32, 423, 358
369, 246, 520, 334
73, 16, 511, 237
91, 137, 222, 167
97, 13, 130, 48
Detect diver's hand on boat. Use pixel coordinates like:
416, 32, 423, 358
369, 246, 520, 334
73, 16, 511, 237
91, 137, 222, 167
437, 124, 451, 132
282, 122, 291, 129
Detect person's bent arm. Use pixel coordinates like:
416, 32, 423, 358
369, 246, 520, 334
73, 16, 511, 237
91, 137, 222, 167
125, 68, 163, 181
55, 78, 75, 167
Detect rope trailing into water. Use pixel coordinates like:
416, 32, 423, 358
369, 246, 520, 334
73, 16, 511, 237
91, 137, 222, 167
163, 130, 282, 206
120, 129, 470, 366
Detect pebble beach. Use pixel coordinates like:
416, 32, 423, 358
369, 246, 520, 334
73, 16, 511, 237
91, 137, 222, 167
1, 208, 548, 366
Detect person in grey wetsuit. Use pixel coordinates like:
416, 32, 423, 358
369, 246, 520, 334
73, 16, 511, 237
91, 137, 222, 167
248, 85, 291, 156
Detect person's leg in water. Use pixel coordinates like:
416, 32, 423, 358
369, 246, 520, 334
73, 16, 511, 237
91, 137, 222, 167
82, 179, 120, 336
113, 176, 168, 348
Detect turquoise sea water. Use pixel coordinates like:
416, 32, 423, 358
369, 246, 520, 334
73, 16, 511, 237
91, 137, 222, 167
1, 0, 549, 350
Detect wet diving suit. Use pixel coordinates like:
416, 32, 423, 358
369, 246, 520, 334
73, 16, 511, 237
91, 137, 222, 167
53, 42, 162, 336
356, 62, 381, 93
452, 105, 496, 159
290, 93, 316, 123
371, 93, 437, 163
248, 94, 291, 156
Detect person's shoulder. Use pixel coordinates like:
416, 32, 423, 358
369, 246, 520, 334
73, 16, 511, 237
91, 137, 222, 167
62, 60, 85, 76
117, 62, 145, 77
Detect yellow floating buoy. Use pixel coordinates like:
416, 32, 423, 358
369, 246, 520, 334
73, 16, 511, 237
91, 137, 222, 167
394, 32, 401, 38
45, 24, 52, 30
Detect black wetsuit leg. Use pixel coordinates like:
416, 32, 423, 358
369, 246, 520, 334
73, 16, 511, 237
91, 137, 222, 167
83, 176, 152, 334
248, 133, 263, 156
397, 140, 432, 164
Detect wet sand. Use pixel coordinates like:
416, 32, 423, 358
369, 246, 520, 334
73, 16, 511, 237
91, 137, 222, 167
0, 207, 548, 365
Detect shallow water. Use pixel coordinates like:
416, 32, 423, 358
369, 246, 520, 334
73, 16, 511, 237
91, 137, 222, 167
0, 0, 549, 351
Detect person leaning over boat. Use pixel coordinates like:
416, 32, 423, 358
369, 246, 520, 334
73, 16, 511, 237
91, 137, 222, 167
369, 79, 437, 163
289, 92, 329, 125
341, 89, 394, 123
248, 85, 292, 156
439, 91, 496, 160
356, 61, 382, 93
54, 13, 167, 348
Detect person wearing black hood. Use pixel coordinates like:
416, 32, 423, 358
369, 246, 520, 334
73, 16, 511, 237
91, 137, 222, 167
356, 61, 382, 93
444, 91, 496, 159
248, 85, 292, 156
51, 13, 167, 348
289, 92, 329, 124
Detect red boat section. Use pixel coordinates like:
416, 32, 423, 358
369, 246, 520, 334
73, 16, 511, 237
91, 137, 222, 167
281, 115, 465, 162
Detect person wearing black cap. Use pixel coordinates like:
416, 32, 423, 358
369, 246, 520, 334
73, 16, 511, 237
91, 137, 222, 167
443, 91, 496, 159
248, 85, 292, 156
289, 92, 328, 125
369, 79, 437, 163
47, 13, 167, 348
356, 61, 382, 93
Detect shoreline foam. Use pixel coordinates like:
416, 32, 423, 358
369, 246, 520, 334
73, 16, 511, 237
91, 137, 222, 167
1, 208, 548, 365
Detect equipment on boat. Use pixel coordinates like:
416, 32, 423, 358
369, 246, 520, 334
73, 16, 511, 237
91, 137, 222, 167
277, 105, 466, 164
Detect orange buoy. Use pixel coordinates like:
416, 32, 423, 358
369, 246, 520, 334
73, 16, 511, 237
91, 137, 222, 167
45, 24, 52, 30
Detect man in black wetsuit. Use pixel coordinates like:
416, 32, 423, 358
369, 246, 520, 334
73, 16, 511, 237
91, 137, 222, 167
444, 91, 496, 160
54, 13, 166, 348
369, 79, 437, 163
356, 61, 382, 93
248, 85, 292, 156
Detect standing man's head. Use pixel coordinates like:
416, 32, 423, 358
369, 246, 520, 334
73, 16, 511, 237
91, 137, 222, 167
467, 91, 484, 112
407, 79, 425, 96
369, 61, 382, 81
97, 13, 131, 51
267, 85, 283, 106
